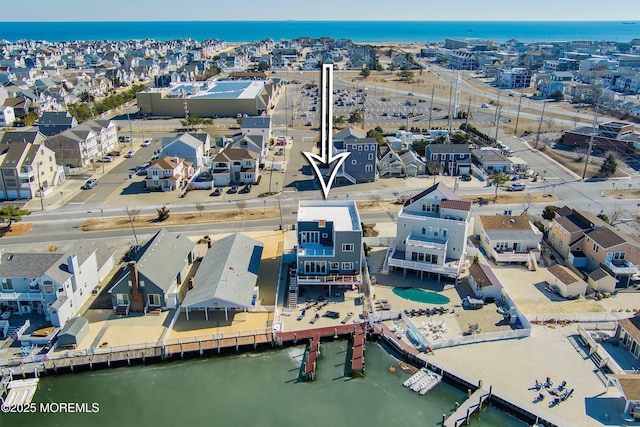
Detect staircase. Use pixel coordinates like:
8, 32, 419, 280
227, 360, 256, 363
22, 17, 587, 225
115, 306, 128, 317
289, 271, 298, 309
336, 170, 357, 184
146, 307, 161, 316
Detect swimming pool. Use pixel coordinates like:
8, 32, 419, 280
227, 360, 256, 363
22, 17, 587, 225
392, 288, 451, 305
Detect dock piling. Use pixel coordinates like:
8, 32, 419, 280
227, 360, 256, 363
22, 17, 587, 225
455, 401, 459, 410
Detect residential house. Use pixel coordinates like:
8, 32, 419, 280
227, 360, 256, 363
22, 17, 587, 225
547, 206, 606, 260
608, 374, 640, 420
468, 262, 504, 301
0, 130, 47, 145
290, 200, 363, 307
332, 135, 378, 184
377, 144, 404, 177
546, 264, 587, 298
0, 240, 114, 328
0, 106, 15, 126
145, 156, 194, 191
240, 116, 271, 162
476, 215, 542, 267
384, 183, 472, 281
399, 150, 427, 176
425, 144, 472, 176
210, 148, 259, 186
570, 226, 640, 287
0, 142, 61, 200
614, 315, 640, 361
496, 68, 531, 89
182, 233, 263, 321
160, 133, 206, 168
45, 126, 98, 167
82, 119, 119, 155
37, 111, 78, 137
230, 134, 266, 166
471, 149, 513, 174
108, 229, 196, 313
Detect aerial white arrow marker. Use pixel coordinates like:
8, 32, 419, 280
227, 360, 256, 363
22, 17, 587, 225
302, 64, 350, 199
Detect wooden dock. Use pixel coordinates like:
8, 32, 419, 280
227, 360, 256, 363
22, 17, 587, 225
444, 387, 491, 427
2, 378, 39, 408
351, 323, 366, 374
303, 336, 320, 380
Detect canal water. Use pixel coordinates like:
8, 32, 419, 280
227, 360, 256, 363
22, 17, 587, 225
8, 342, 524, 427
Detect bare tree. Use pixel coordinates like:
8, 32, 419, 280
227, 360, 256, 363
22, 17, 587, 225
574, 146, 588, 163
195, 202, 205, 217
236, 200, 247, 213
521, 193, 534, 216
126, 207, 141, 222
608, 207, 624, 227
543, 117, 556, 133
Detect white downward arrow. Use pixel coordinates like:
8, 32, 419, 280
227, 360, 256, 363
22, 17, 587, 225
302, 64, 350, 199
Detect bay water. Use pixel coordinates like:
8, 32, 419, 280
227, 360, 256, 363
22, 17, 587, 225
6, 341, 524, 427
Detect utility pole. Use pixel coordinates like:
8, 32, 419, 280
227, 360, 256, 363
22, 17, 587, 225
428, 85, 434, 131
494, 105, 502, 143
465, 97, 472, 130
534, 100, 547, 149
581, 105, 599, 180
491, 87, 501, 142
514, 93, 523, 136
284, 82, 288, 140
447, 82, 453, 134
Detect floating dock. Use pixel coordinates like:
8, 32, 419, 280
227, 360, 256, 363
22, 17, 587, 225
2, 378, 39, 408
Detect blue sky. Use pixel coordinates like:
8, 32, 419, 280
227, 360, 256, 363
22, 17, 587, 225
6, 0, 640, 21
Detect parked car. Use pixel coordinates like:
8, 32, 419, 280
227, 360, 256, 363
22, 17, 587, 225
82, 178, 98, 189
240, 184, 252, 194
381, 112, 388, 116
99, 156, 113, 162
142, 139, 152, 147
305, 121, 313, 126
460, 174, 472, 181
211, 187, 221, 197
109, 150, 122, 156
118, 135, 132, 142
125, 150, 136, 158
228, 185, 238, 194
507, 183, 526, 191
481, 103, 489, 108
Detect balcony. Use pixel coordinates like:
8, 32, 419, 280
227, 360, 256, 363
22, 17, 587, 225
0, 291, 44, 302
295, 274, 360, 285
387, 248, 460, 277
406, 235, 448, 252
297, 245, 334, 257
604, 259, 638, 276
491, 248, 532, 263
18, 169, 34, 179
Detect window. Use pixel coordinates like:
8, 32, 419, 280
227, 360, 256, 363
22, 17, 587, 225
368, 153, 374, 160
341, 262, 354, 271
352, 160, 357, 165
422, 227, 426, 235
442, 229, 448, 238
2, 279, 13, 291
593, 243, 599, 253
342, 243, 354, 252
365, 165, 373, 172
304, 261, 326, 274
613, 252, 626, 260
330, 262, 339, 270
300, 231, 319, 244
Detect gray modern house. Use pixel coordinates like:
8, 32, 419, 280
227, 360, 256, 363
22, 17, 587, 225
330, 128, 377, 184
290, 200, 363, 307
182, 233, 263, 320
425, 144, 472, 176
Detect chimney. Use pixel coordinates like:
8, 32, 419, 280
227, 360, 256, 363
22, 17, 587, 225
129, 261, 139, 294
67, 254, 79, 274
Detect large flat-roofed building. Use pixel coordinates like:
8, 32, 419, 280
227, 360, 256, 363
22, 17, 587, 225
136, 80, 275, 118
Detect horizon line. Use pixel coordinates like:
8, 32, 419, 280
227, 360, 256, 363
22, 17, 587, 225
1, 19, 639, 23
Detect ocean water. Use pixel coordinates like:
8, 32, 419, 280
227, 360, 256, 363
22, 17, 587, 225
0, 20, 638, 43
5, 342, 524, 427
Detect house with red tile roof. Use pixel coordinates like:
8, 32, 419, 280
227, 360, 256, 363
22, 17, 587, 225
383, 182, 472, 281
